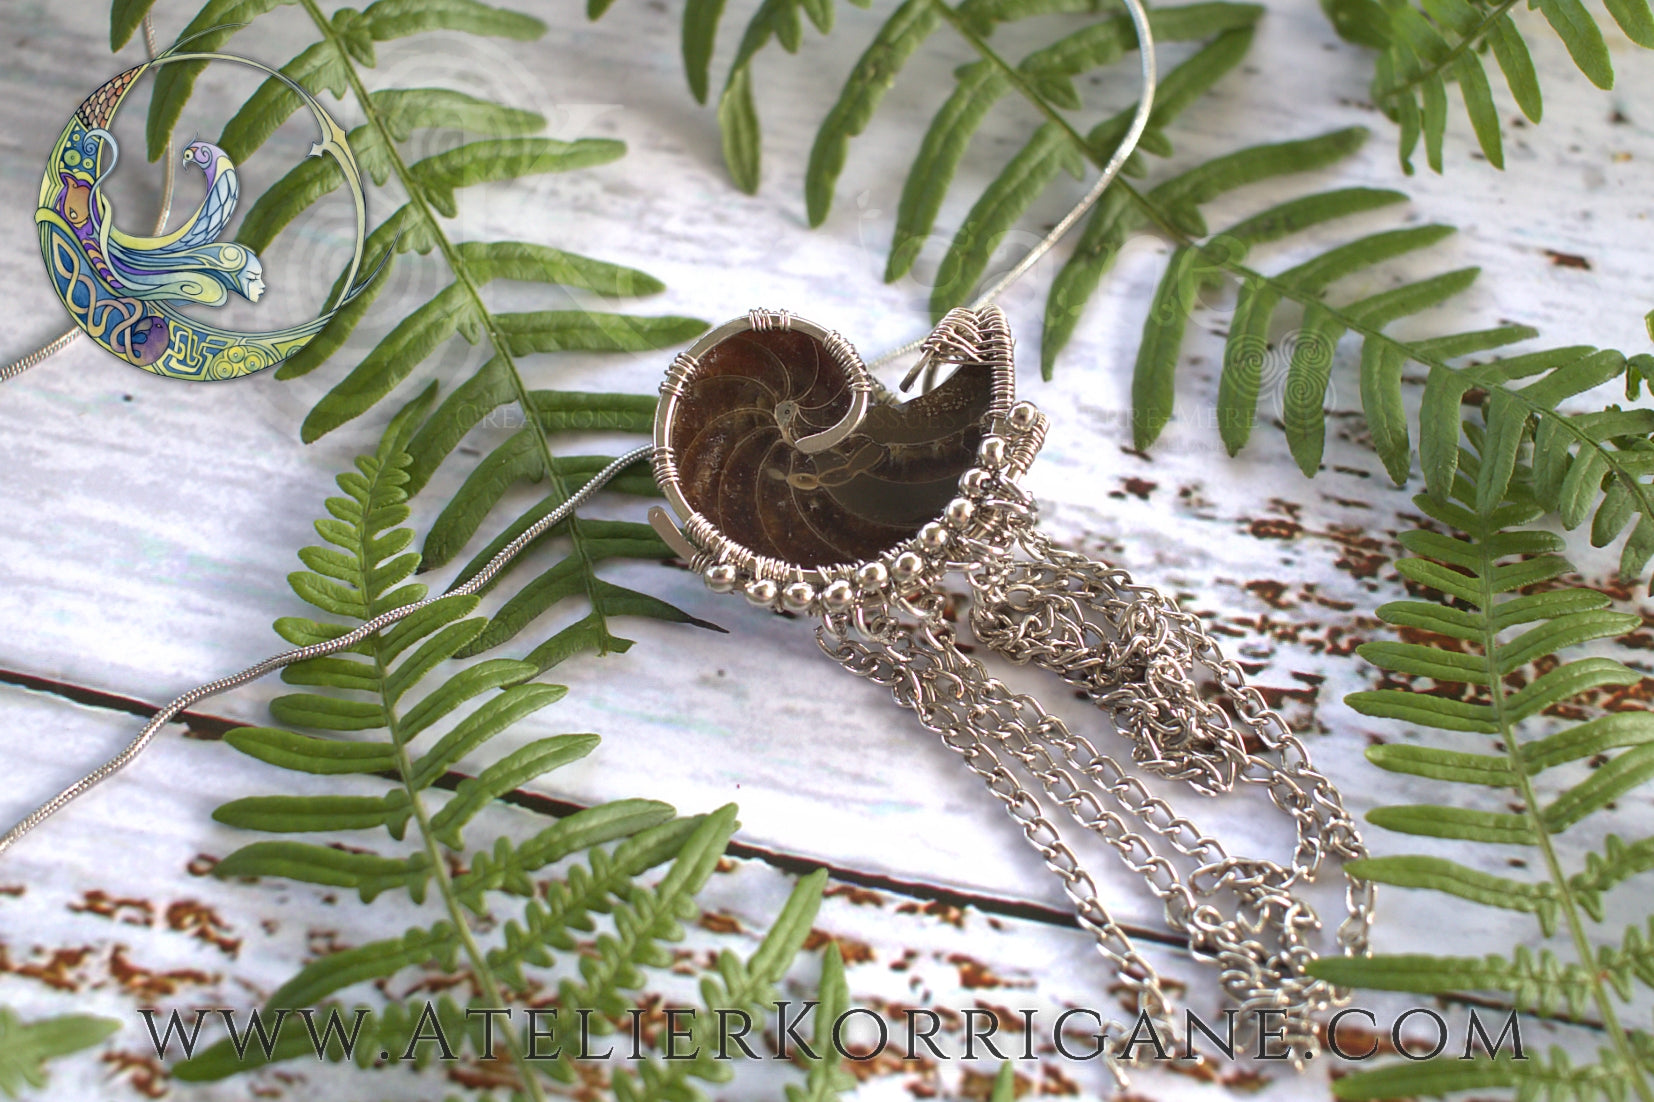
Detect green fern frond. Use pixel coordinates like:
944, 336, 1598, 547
1309, 427, 1654, 1101
1420, 350, 1654, 583
1323, 0, 1654, 173
0, 1008, 120, 1099
1571, 834, 1654, 921
900, 4, 1262, 303
1312, 938, 1652, 1019
1037, 123, 1610, 487
174, 401, 836, 1101
625, 0, 1652, 549
544, 807, 734, 1027
1330, 1045, 1650, 1102
607, 869, 829, 1102
1034, 124, 1653, 573
139, 0, 712, 669
703, 0, 874, 193
784, 941, 857, 1102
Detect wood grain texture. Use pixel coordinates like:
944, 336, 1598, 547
1, 0, 1651, 1098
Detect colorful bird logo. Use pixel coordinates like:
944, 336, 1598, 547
36, 46, 370, 380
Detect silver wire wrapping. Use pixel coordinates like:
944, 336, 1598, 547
0, 446, 655, 859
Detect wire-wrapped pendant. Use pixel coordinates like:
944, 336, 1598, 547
651, 306, 1373, 1078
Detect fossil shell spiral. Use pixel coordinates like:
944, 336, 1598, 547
668, 326, 993, 568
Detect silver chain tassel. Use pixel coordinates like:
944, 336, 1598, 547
818, 467, 1373, 1073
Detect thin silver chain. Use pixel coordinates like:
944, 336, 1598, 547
819, 474, 1372, 1066
0, 446, 654, 858
2, 16, 177, 384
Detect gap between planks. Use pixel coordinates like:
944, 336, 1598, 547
0, 664, 1168, 941
0, 665, 1615, 1036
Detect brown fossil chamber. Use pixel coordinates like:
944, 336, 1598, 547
670, 327, 993, 568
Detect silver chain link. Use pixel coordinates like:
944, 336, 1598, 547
818, 475, 1373, 1068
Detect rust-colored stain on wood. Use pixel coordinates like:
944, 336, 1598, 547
2, 943, 94, 992
946, 952, 1031, 990
109, 945, 217, 998
894, 899, 968, 927
697, 910, 744, 935
825, 882, 887, 906
185, 853, 221, 877
1113, 478, 1158, 502
1326, 525, 1388, 580
971, 999, 1025, 1031
1040, 1061, 1083, 1095
1244, 580, 1293, 609
879, 999, 966, 1031
164, 899, 242, 958
668, 945, 710, 977
803, 927, 876, 964
960, 1065, 1031, 1098
568, 1054, 616, 1102
1543, 249, 1592, 269
102, 1050, 169, 1099
840, 1043, 938, 1084
1257, 684, 1319, 709
1246, 517, 1303, 540
446, 1055, 523, 1091
1221, 1065, 1274, 1093
396, 965, 483, 1000
68, 890, 154, 926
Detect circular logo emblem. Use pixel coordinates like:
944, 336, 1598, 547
35, 48, 369, 380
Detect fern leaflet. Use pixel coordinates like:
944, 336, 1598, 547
1308, 428, 1654, 1102
0, 1008, 119, 1099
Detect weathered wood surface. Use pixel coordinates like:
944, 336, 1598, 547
1, 0, 1651, 1098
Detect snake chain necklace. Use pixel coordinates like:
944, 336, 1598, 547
2, 2, 1372, 1079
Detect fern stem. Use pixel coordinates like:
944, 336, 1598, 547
288, 47, 555, 1090
946, 13, 1654, 518
372, 638, 551, 1100
1368, 0, 1524, 103
1475, 531, 1654, 1102
296, 0, 622, 654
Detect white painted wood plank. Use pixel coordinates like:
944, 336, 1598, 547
1, 0, 1652, 1097
3, 685, 1606, 1101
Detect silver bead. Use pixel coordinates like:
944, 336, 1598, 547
822, 579, 855, 611
856, 561, 889, 591
744, 578, 779, 607
892, 551, 925, 581
959, 467, 991, 495
945, 497, 975, 528
978, 435, 1007, 467
919, 522, 950, 552
1007, 401, 1040, 432
782, 581, 816, 611
704, 564, 739, 593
